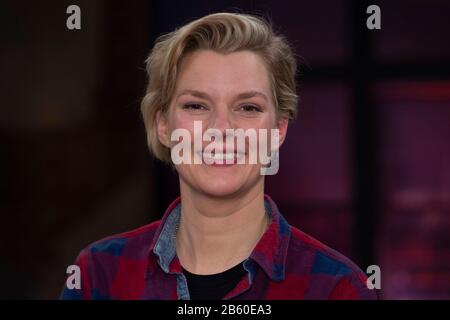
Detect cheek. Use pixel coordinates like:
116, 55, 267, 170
249, 114, 276, 131
170, 119, 193, 132
251, 116, 278, 153
166, 111, 198, 147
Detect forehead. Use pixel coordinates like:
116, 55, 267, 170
175, 50, 272, 98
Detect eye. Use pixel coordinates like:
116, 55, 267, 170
182, 103, 208, 111
239, 104, 263, 113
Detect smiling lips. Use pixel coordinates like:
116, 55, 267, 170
197, 151, 246, 166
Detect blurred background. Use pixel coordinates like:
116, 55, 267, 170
1, 0, 449, 299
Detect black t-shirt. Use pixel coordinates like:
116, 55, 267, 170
183, 262, 247, 300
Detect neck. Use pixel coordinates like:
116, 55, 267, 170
176, 180, 268, 275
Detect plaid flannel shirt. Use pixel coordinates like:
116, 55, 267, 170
61, 195, 377, 300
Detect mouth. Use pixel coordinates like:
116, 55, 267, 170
197, 151, 246, 166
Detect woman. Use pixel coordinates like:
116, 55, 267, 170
61, 12, 377, 300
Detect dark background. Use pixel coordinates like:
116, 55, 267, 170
1, 0, 450, 299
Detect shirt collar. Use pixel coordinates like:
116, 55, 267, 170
147, 194, 291, 281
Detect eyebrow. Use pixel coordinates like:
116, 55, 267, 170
176, 89, 268, 102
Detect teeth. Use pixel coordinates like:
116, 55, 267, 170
201, 152, 245, 161
224, 153, 234, 160
207, 153, 233, 160
235, 152, 245, 160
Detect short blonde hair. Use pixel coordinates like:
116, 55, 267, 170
141, 12, 298, 162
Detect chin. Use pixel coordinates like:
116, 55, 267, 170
185, 164, 261, 198
197, 171, 247, 197
198, 181, 244, 198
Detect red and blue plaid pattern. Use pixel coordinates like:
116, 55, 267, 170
61, 195, 377, 300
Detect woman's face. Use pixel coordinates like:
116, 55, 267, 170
157, 49, 288, 198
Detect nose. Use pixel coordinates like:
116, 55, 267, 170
207, 105, 234, 136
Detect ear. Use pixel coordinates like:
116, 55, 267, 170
276, 117, 289, 148
155, 110, 171, 148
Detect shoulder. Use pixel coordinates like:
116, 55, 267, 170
61, 220, 162, 300
286, 226, 377, 299
288, 226, 365, 278
83, 220, 161, 258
